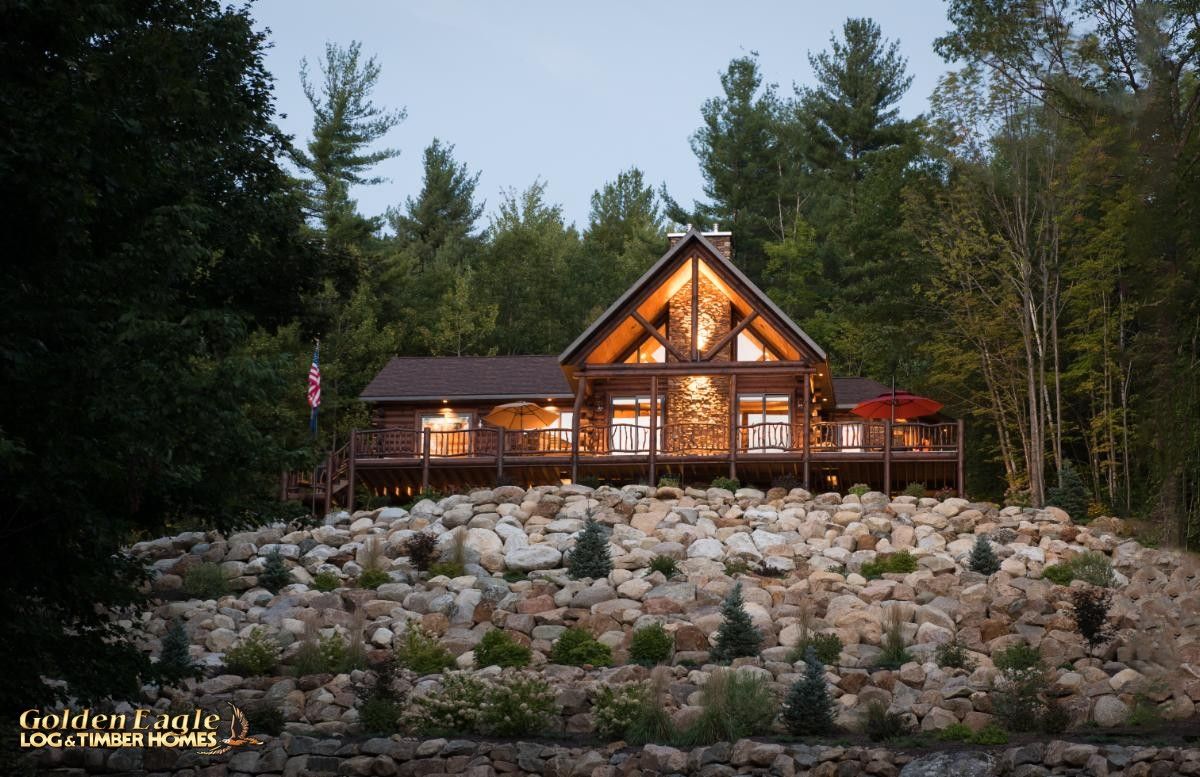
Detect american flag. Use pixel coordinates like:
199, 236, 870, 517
308, 342, 321, 434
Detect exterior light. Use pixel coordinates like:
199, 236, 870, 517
442, 399, 448, 404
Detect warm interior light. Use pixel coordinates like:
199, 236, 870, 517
441, 399, 448, 404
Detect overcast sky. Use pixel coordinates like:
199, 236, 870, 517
253, 0, 953, 229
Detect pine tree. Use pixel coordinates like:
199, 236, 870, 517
159, 619, 199, 685
258, 550, 293, 593
710, 582, 763, 662
567, 519, 612, 580
968, 534, 1001, 575
1047, 462, 1090, 522
782, 647, 836, 735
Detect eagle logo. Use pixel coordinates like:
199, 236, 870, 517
196, 703, 264, 755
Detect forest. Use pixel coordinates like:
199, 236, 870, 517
0, 0, 1198, 712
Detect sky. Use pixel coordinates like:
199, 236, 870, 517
253, 1, 954, 229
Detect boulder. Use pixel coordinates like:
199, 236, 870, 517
504, 545, 562, 571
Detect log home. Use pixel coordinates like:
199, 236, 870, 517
300, 228, 962, 508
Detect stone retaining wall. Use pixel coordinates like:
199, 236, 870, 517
32, 735, 1200, 776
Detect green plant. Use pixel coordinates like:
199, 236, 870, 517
407, 672, 486, 735
592, 682, 648, 739
849, 483, 871, 497
788, 633, 844, 666
970, 723, 1009, 744
404, 532, 439, 571
625, 668, 676, 744
862, 701, 912, 741
502, 569, 527, 583
1047, 461, 1090, 522
876, 607, 913, 670
478, 673, 558, 737
934, 636, 976, 670
629, 623, 674, 666
709, 582, 762, 662
657, 474, 681, 488
258, 549, 292, 593
1042, 563, 1075, 585
1040, 700, 1072, 734
549, 628, 612, 667
395, 622, 455, 674
474, 629, 531, 669
782, 647, 835, 735
245, 703, 285, 736
567, 518, 613, 580
679, 669, 777, 745
1071, 586, 1115, 654
427, 560, 466, 578
311, 570, 340, 592
710, 476, 740, 492
1070, 552, 1117, 588
224, 627, 280, 676
860, 550, 918, 579
292, 622, 352, 676
648, 554, 680, 577
157, 619, 200, 685
968, 534, 1001, 575
1126, 694, 1162, 727
358, 567, 390, 589
404, 487, 445, 510
723, 558, 753, 576
182, 562, 228, 599
903, 482, 927, 498
358, 535, 391, 588
993, 643, 1048, 732
936, 722, 973, 741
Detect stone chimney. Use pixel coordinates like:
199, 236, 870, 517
667, 224, 733, 258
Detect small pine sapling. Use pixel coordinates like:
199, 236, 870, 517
1071, 586, 1115, 655
782, 646, 836, 735
158, 619, 201, 684
968, 534, 1001, 575
567, 517, 612, 580
709, 582, 762, 662
258, 549, 293, 593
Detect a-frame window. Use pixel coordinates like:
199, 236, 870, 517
735, 328, 780, 362
622, 324, 667, 363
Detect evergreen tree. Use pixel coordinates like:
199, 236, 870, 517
387, 138, 483, 272
258, 550, 293, 594
1047, 462, 1090, 522
158, 620, 200, 685
418, 267, 498, 356
710, 582, 763, 662
782, 647, 836, 735
968, 534, 1000, 575
567, 519, 613, 580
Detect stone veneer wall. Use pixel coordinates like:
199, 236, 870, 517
666, 270, 730, 454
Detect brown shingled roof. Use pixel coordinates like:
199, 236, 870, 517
831, 377, 902, 408
360, 355, 572, 401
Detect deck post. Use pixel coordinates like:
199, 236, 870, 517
323, 451, 332, 516
421, 428, 431, 491
802, 376, 811, 490
570, 375, 587, 483
496, 428, 505, 481
648, 375, 658, 487
690, 256, 699, 361
728, 373, 737, 480
883, 419, 893, 497
347, 431, 357, 513
956, 418, 966, 497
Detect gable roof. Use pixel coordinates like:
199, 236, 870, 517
557, 227, 827, 366
831, 377, 895, 409
360, 355, 571, 402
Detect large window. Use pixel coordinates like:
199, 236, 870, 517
420, 411, 474, 456
737, 394, 790, 451
736, 329, 779, 362
609, 396, 663, 453
623, 324, 667, 363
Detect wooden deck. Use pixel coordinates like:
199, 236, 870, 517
288, 419, 965, 510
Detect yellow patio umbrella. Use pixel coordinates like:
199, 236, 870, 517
484, 401, 560, 430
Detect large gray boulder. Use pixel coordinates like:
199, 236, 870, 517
899, 752, 996, 777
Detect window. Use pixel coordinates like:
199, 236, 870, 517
737, 394, 790, 451
623, 325, 667, 363
736, 329, 779, 362
420, 411, 474, 456
609, 396, 663, 453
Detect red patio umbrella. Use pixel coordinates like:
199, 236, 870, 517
851, 391, 943, 421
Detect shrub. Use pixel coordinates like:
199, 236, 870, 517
358, 567, 391, 589
311, 571, 340, 592
679, 669, 777, 746
567, 518, 613, 580
427, 561, 465, 579
788, 633, 843, 666
592, 683, 648, 739
407, 672, 486, 735
863, 701, 912, 741
625, 668, 676, 745
1070, 552, 1116, 588
1047, 461, 1090, 522
550, 628, 612, 667
710, 476, 740, 492
968, 534, 1001, 575
629, 623, 674, 666
183, 563, 228, 599
970, 723, 1010, 744
903, 482, 927, 498
648, 554, 679, 577
224, 628, 280, 676
158, 619, 200, 685
395, 623, 455, 674
502, 569, 527, 583
292, 622, 352, 676
245, 703, 285, 736
1042, 563, 1075, 585
936, 722, 973, 741
657, 474, 681, 488
723, 558, 753, 577
258, 550, 292, 593
709, 582, 762, 662
876, 607, 913, 670
356, 657, 404, 734
1126, 694, 1162, 728
860, 550, 918, 580
478, 673, 558, 737
993, 643, 1047, 732
1040, 699, 1072, 734
782, 647, 835, 735
849, 483, 870, 497
1071, 587, 1115, 654
934, 636, 976, 670
474, 629, 531, 669
441, 527, 469, 571
404, 532, 439, 572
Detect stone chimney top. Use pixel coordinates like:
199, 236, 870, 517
666, 224, 733, 258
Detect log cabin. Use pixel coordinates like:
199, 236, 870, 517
295, 228, 962, 509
